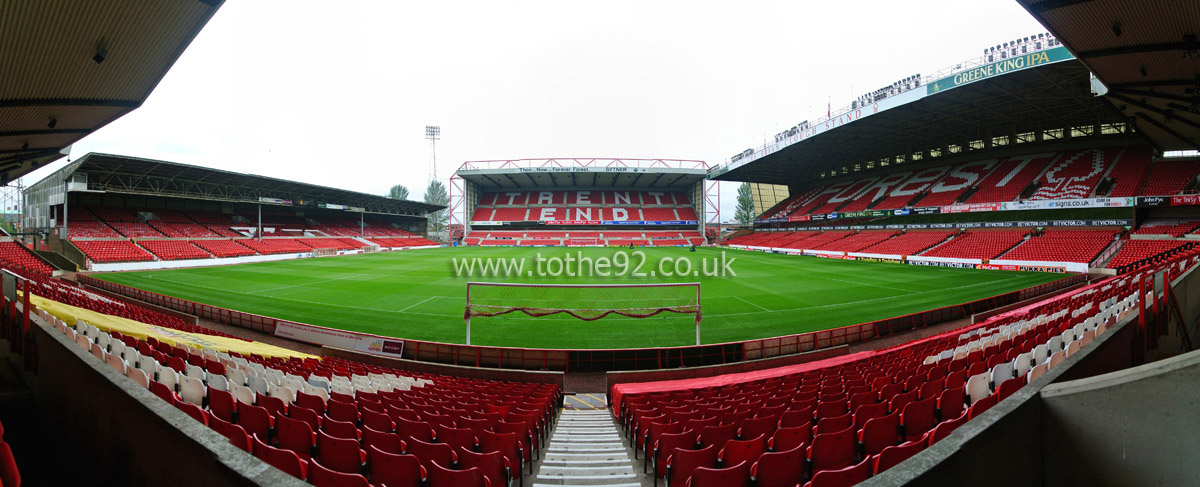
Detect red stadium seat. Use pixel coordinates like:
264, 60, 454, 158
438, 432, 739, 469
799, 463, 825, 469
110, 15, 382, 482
750, 445, 804, 487
665, 445, 717, 487
807, 426, 857, 475
308, 459, 370, 487
686, 460, 749, 487
366, 445, 424, 487
253, 434, 308, 480
426, 461, 490, 487
805, 457, 871, 487
316, 430, 365, 474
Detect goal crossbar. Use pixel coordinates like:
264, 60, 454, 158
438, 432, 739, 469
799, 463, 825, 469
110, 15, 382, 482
463, 282, 702, 345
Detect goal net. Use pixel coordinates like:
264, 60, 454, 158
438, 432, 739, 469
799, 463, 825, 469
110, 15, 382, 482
464, 282, 702, 344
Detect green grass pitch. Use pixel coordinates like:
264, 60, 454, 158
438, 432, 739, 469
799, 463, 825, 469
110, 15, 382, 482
92, 247, 1065, 349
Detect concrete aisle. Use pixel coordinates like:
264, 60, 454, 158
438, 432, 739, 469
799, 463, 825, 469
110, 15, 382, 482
532, 398, 651, 487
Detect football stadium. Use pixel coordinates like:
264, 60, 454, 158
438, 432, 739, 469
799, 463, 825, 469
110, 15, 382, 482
0, 0, 1198, 486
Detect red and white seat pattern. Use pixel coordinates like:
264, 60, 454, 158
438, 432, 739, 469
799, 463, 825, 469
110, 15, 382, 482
472, 190, 697, 223
36, 278, 560, 487
760, 147, 1162, 221
1027, 148, 1119, 200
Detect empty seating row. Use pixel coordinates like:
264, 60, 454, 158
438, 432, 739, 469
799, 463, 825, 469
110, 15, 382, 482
1000, 230, 1117, 263
1107, 240, 1194, 270
0, 241, 54, 275
41, 301, 560, 487
72, 240, 156, 263
470, 206, 698, 223
479, 190, 690, 206
138, 240, 215, 260
1132, 219, 1200, 238
921, 231, 1028, 260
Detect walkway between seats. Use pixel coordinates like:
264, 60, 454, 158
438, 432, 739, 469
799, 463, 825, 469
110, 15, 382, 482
533, 394, 651, 487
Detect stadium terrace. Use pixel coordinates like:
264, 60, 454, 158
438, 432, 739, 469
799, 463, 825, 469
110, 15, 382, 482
0, 0, 1198, 487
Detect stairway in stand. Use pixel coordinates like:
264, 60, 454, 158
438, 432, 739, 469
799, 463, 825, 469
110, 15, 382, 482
533, 405, 648, 487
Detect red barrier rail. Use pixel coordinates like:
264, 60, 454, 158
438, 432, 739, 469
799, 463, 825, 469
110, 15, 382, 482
76, 272, 1084, 372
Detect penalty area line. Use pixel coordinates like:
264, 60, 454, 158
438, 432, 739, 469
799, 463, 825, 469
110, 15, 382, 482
397, 296, 438, 313
733, 295, 771, 312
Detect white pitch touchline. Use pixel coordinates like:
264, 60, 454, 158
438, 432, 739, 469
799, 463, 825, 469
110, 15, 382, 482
734, 295, 771, 311
706, 276, 1029, 318
255, 273, 372, 294
143, 277, 461, 317
397, 296, 438, 313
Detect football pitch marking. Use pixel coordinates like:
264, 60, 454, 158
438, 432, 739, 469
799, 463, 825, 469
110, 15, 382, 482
255, 273, 374, 294
142, 275, 460, 317
703, 275, 1028, 318
397, 296, 439, 313
733, 295, 771, 312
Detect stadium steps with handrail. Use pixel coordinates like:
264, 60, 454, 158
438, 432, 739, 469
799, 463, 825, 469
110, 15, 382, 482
1091, 238, 1126, 269
1093, 177, 1115, 197
534, 408, 643, 487
955, 186, 979, 204
1182, 177, 1200, 194
993, 234, 1033, 260
906, 191, 930, 208
1017, 181, 1041, 201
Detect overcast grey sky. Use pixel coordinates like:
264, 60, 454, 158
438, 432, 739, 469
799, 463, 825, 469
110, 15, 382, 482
25, 0, 1046, 220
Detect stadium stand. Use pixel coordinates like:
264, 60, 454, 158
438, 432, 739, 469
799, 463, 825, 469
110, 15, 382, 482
193, 239, 257, 258
1000, 230, 1117, 263
108, 221, 166, 239
921, 230, 1029, 260
20, 268, 243, 339
238, 239, 313, 255
1027, 148, 1118, 200
1140, 159, 1200, 196
1106, 240, 1194, 270
1132, 219, 1200, 238
811, 231, 899, 252
138, 240, 215, 261
960, 153, 1055, 205
1104, 149, 1152, 197
149, 221, 220, 238
68, 221, 123, 238
30, 284, 562, 487
859, 231, 954, 256
73, 240, 157, 263
297, 238, 356, 251
613, 265, 1162, 486
758, 148, 1162, 221
471, 190, 697, 223
0, 241, 54, 275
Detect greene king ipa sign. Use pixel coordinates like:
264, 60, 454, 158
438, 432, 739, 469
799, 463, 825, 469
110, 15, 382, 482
927, 46, 1074, 94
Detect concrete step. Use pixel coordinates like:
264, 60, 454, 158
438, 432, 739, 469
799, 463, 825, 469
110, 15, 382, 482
532, 406, 646, 487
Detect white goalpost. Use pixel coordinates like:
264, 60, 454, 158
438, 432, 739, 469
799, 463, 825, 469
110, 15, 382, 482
464, 282, 703, 345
